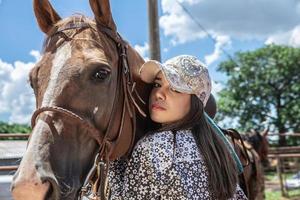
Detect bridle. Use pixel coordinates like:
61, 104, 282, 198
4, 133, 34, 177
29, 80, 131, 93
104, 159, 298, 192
30, 21, 146, 200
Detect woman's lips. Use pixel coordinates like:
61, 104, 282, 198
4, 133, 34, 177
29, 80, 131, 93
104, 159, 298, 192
151, 103, 166, 111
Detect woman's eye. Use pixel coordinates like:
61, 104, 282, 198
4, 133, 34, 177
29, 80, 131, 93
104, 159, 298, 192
92, 70, 110, 81
153, 82, 161, 88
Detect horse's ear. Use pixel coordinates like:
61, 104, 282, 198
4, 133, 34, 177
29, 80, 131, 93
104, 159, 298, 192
250, 129, 256, 135
33, 0, 61, 34
261, 126, 269, 137
89, 0, 117, 31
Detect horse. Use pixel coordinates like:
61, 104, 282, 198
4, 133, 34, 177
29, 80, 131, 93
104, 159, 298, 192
223, 127, 269, 200
243, 128, 269, 167
242, 128, 269, 200
11, 0, 152, 199
199, 94, 266, 200
10, 1, 220, 199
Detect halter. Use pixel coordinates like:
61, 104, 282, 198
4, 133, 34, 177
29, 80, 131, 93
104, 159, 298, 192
30, 21, 146, 200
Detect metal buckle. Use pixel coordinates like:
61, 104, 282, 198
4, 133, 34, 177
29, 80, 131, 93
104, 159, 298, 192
79, 153, 109, 200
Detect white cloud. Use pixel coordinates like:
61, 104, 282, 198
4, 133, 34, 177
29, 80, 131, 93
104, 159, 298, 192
134, 42, 150, 61
30, 50, 42, 61
163, 48, 169, 53
265, 25, 300, 47
160, 0, 300, 45
0, 51, 40, 124
160, 0, 206, 44
204, 34, 231, 66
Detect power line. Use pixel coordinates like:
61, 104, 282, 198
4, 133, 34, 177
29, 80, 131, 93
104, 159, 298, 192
175, 0, 239, 67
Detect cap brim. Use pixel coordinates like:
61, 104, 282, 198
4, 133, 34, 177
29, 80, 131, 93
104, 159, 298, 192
139, 60, 162, 83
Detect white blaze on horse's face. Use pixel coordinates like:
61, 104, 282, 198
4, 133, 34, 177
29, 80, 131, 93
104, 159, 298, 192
42, 43, 72, 107
12, 119, 53, 200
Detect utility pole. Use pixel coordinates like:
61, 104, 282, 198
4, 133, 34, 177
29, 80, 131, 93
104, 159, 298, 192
147, 0, 161, 62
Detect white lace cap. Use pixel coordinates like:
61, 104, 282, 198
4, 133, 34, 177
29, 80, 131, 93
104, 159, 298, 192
139, 55, 211, 106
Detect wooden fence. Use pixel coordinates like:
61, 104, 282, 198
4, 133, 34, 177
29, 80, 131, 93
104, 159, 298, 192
1, 132, 300, 198
267, 134, 300, 198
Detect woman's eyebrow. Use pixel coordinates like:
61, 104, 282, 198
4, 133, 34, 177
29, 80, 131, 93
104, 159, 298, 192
154, 77, 162, 81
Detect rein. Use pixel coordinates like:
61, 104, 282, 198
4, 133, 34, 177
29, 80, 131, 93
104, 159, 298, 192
30, 22, 146, 200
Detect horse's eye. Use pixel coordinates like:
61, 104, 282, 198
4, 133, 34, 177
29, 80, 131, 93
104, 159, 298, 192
93, 70, 110, 81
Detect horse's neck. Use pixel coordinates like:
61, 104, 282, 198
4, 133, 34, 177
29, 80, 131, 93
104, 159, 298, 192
126, 47, 152, 142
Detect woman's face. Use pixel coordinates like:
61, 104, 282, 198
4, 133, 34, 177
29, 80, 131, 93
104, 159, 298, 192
149, 71, 191, 124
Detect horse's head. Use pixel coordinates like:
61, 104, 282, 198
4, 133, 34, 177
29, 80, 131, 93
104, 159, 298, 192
11, 1, 149, 199
246, 127, 269, 166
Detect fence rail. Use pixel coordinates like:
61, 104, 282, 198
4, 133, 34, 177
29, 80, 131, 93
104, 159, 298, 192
269, 146, 300, 154
0, 133, 30, 139
0, 166, 18, 171
268, 153, 300, 158
0, 134, 27, 173
266, 133, 300, 137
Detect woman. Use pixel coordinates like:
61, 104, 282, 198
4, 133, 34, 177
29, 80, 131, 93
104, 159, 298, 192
108, 55, 248, 200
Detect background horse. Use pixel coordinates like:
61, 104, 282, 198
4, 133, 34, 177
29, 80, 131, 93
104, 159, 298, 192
11, 0, 151, 199
243, 128, 269, 167
224, 128, 269, 200
202, 95, 268, 200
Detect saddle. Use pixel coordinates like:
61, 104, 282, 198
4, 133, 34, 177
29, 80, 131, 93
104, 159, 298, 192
222, 128, 262, 199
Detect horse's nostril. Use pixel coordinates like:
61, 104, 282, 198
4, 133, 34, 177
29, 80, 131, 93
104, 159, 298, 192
45, 182, 54, 200
42, 177, 60, 200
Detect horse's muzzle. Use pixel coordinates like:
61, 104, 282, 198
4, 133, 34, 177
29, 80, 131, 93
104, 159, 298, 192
11, 172, 59, 200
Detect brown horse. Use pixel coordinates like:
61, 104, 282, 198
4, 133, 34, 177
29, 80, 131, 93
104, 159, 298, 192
243, 128, 269, 200
11, 0, 151, 199
10, 1, 219, 199
201, 94, 266, 199
224, 128, 269, 200
243, 128, 269, 167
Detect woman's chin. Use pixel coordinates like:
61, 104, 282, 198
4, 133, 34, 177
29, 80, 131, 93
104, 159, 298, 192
150, 113, 168, 124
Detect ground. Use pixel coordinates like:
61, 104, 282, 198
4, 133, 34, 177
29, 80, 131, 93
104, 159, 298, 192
265, 172, 300, 200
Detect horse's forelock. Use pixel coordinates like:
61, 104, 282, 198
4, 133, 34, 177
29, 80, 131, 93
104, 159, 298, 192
42, 15, 97, 52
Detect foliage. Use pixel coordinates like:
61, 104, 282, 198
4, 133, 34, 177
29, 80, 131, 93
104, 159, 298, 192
216, 45, 300, 145
0, 121, 31, 133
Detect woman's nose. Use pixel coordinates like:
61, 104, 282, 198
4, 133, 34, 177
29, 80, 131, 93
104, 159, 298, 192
155, 86, 168, 100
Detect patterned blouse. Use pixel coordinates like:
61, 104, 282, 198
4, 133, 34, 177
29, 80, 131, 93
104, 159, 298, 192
108, 130, 248, 200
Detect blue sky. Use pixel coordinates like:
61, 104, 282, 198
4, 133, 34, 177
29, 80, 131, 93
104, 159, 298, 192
0, 0, 299, 124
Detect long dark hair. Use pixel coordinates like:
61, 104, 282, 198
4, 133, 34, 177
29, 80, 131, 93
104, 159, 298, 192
150, 95, 238, 200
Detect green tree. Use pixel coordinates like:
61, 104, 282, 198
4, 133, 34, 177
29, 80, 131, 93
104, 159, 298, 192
216, 45, 300, 145
0, 121, 31, 133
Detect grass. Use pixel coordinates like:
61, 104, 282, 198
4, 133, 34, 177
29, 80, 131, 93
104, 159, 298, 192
265, 190, 300, 200
265, 171, 300, 200
265, 190, 282, 200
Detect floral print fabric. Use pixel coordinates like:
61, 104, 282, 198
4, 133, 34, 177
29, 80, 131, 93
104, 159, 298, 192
108, 130, 248, 200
